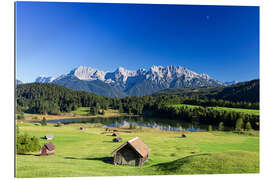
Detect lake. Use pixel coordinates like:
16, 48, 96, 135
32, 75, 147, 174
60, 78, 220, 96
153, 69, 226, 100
32, 116, 211, 132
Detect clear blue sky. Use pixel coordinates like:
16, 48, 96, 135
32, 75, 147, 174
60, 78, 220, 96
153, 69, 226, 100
16, 2, 259, 83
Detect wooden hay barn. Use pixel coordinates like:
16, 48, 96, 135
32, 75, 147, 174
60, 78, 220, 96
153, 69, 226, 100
40, 142, 55, 156
111, 137, 151, 166
113, 137, 122, 142
112, 132, 120, 137
44, 134, 54, 140
80, 127, 85, 130
181, 133, 187, 138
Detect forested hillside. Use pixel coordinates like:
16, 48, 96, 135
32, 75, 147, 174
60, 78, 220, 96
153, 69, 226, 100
16, 83, 113, 114
155, 79, 259, 103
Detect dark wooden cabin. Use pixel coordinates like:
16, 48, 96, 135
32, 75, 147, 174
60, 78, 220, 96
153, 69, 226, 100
44, 134, 54, 140
40, 142, 55, 156
112, 132, 120, 137
80, 127, 85, 130
113, 137, 122, 142
111, 137, 151, 166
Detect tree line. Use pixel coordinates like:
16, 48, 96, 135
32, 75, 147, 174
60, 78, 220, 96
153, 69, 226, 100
16, 83, 259, 130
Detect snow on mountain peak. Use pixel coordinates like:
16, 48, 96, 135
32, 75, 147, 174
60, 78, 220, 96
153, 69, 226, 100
34, 65, 225, 88
70, 66, 106, 81
111, 67, 136, 83
200, 73, 211, 80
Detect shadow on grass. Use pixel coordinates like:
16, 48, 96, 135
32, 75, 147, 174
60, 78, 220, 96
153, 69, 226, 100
64, 156, 113, 164
103, 140, 115, 143
151, 153, 210, 172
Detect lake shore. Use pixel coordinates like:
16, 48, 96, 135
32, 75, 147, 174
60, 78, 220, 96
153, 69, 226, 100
17, 108, 139, 122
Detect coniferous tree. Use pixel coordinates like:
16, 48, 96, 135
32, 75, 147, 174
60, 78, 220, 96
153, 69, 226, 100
218, 122, 224, 131
41, 117, 47, 126
245, 122, 252, 131
208, 125, 213, 131
235, 117, 244, 131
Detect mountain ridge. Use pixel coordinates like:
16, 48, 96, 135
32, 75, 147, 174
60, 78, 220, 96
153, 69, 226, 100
34, 65, 238, 97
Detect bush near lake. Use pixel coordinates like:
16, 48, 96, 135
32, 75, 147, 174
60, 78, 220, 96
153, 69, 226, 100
40, 117, 47, 126
54, 122, 62, 127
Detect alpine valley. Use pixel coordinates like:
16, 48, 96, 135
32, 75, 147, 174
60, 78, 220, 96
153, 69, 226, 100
35, 65, 235, 97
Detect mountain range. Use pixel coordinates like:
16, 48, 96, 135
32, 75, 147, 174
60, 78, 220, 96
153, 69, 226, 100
34, 65, 236, 97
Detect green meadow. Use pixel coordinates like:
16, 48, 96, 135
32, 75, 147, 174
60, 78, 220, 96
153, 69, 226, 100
170, 104, 259, 115
16, 122, 259, 177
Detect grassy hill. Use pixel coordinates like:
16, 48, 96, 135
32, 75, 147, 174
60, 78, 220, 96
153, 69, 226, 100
16, 123, 259, 177
170, 104, 260, 116
152, 151, 259, 174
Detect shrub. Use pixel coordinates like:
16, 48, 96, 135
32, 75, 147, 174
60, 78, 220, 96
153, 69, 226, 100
40, 117, 47, 126
16, 134, 40, 154
54, 122, 62, 127
208, 125, 213, 131
32, 116, 38, 120
218, 122, 224, 131
245, 122, 252, 131
17, 113, 25, 120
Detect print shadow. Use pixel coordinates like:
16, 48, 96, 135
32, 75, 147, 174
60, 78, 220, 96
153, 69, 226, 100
17, 153, 40, 156
64, 156, 113, 164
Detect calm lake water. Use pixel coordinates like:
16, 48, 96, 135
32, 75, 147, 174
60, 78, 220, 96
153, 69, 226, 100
32, 116, 210, 132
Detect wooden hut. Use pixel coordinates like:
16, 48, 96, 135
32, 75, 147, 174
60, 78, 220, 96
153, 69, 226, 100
181, 133, 187, 138
111, 137, 151, 166
113, 137, 122, 142
44, 134, 54, 140
40, 142, 55, 155
112, 132, 120, 137
80, 127, 85, 130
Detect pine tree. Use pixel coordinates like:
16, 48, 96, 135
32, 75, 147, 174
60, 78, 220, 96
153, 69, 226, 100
218, 122, 224, 131
208, 125, 213, 131
119, 103, 123, 113
41, 117, 47, 126
245, 122, 252, 131
235, 117, 243, 131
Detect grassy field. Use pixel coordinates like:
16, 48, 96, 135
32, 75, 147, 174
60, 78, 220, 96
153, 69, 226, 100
16, 122, 259, 177
170, 104, 259, 115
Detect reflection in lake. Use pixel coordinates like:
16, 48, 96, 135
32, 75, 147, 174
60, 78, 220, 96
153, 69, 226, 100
32, 116, 209, 132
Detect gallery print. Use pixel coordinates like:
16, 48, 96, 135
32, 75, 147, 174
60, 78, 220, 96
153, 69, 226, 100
15, 1, 259, 177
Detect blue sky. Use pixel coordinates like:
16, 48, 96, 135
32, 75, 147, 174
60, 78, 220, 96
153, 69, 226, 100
16, 2, 259, 83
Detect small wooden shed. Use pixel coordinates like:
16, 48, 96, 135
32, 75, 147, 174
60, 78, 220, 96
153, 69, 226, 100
113, 137, 122, 142
111, 137, 151, 166
80, 127, 85, 130
181, 133, 187, 138
112, 132, 120, 137
44, 134, 54, 140
40, 142, 55, 155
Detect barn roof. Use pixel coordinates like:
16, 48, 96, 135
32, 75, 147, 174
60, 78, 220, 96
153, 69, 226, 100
111, 137, 151, 158
44, 142, 55, 151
